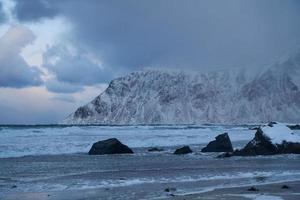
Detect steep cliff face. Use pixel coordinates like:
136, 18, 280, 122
63, 52, 300, 124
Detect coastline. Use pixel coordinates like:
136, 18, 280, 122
1, 152, 300, 200
162, 180, 300, 200
3, 180, 300, 200
1, 125, 300, 199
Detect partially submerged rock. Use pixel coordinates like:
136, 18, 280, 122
282, 185, 290, 189
278, 141, 300, 154
247, 186, 259, 192
88, 138, 134, 155
164, 187, 176, 192
221, 123, 300, 157
148, 147, 163, 152
174, 146, 192, 154
201, 133, 233, 152
233, 128, 279, 156
288, 124, 300, 130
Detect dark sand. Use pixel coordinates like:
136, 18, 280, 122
163, 180, 300, 200
1, 147, 300, 200
3, 180, 300, 200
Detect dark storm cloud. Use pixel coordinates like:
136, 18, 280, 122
0, 25, 42, 88
43, 45, 113, 92
13, 0, 59, 22
0, 56, 42, 88
0, 2, 6, 23
14, 0, 300, 72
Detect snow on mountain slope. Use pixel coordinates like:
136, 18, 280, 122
63, 52, 300, 125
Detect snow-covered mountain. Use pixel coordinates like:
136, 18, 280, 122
63, 52, 300, 124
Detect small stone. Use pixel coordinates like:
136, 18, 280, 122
164, 187, 176, 192
148, 147, 163, 152
282, 185, 290, 189
174, 146, 192, 154
247, 186, 259, 191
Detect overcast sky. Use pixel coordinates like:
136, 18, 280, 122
0, 0, 300, 124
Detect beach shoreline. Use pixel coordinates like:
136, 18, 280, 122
162, 180, 300, 200
3, 180, 300, 200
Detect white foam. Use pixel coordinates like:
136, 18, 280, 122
235, 194, 283, 200
0, 125, 255, 158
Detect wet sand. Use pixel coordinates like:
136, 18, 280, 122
1, 147, 300, 200
3, 180, 300, 200
164, 180, 300, 200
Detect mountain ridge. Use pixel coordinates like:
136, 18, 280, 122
63, 53, 300, 124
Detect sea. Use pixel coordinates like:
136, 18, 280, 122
0, 124, 300, 199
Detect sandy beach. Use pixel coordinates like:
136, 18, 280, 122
163, 180, 300, 200
1, 149, 300, 200
3, 177, 300, 200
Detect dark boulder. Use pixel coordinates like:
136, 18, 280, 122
267, 121, 277, 127
277, 141, 300, 154
282, 185, 290, 189
148, 147, 163, 152
288, 124, 300, 130
174, 146, 192, 154
164, 187, 176, 192
247, 186, 259, 192
232, 128, 279, 156
224, 126, 300, 157
88, 138, 134, 155
201, 133, 233, 152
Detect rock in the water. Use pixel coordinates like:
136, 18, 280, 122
229, 123, 300, 157
282, 185, 290, 189
233, 128, 279, 156
247, 186, 259, 191
267, 121, 277, 127
288, 124, 300, 130
164, 187, 176, 192
88, 138, 134, 155
174, 146, 192, 154
148, 147, 163, 152
201, 133, 233, 152
277, 141, 300, 154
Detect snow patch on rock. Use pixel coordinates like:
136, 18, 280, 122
261, 123, 300, 144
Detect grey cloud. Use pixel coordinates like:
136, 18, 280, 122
0, 25, 42, 88
45, 79, 83, 94
43, 44, 113, 93
14, 0, 300, 73
43, 45, 113, 85
0, 2, 6, 23
0, 56, 42, 88
13, 0, 59, 22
